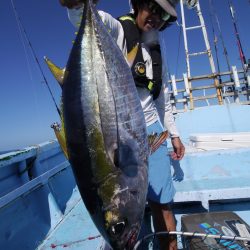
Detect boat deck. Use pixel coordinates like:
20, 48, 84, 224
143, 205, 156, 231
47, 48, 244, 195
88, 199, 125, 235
38, 200, 101, 250
1, 104, 250, 249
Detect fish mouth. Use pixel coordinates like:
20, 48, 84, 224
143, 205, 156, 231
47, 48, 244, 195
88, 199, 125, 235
107, 222, 139, 249
109, 221, 126, 238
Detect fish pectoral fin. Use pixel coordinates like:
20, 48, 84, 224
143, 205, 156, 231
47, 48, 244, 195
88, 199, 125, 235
44, 56, 65, 87
115, 141, 139, 177
148, 131, 169, 155
107, 143, 118, 166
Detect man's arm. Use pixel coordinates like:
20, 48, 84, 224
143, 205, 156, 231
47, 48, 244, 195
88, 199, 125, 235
156, 38, 185, 160
161, 87, 185, 160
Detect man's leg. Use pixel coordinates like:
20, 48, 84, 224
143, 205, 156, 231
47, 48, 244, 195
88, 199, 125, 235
148, 200, 177, 250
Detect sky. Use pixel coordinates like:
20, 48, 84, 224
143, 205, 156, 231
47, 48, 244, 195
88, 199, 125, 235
0, 0, 250, 151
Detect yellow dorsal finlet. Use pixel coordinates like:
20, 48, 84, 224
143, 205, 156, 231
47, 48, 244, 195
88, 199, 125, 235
51, 122, 69, 159
44, 56, 65, 87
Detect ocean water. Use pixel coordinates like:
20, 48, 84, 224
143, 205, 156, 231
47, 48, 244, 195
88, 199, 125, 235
0, 151, 9, 154
0, 150, 17, 155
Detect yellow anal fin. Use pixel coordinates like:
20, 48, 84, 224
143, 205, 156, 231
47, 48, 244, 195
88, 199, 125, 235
148, 131, 169, 155
51, 122, 68, 159
44, 56, 65, 87
126, 44, 139, 68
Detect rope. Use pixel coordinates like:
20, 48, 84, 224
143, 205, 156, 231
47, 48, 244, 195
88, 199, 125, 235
50, 235, 101, 248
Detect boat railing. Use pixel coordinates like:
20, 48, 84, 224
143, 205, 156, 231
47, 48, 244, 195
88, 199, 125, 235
134, 230, 250, 250
0, 141, 80, 250
169, 66, 250, 113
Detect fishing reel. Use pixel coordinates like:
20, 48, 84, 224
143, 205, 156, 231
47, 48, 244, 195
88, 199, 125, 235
184, 0, 198, 9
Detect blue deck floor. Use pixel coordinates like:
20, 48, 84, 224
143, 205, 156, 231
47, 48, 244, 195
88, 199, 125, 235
38, 199, 101, 250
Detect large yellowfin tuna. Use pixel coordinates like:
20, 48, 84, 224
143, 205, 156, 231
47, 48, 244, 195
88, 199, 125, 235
62, 0, 148, 249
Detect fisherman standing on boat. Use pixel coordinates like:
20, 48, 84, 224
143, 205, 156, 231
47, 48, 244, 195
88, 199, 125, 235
60, 0, 185, 249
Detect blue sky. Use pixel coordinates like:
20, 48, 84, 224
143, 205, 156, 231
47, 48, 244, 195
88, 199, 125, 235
1, 0, 249, 151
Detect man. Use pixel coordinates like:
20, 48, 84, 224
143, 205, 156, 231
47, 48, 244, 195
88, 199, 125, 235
60, 1, 185, 249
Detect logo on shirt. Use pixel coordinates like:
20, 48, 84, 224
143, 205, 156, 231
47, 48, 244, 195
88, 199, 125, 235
134, 62, 146, 76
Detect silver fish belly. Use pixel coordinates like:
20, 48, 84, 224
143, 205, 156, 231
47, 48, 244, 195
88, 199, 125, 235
62, 1, 149, 249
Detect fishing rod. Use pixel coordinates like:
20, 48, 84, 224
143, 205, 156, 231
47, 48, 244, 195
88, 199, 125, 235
227, 0, 247, 70
209, 0, 232, 75
208, 0, 234, 90
10, 0, 61, 117
208, 0, 222, 84
174, 24, 183, 78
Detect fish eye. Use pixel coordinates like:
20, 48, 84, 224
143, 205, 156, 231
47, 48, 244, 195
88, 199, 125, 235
109, 221, 126, 237
130, 189, 138, 197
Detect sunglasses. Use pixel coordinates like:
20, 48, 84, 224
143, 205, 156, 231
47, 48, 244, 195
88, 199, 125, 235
148, 1, 171, 22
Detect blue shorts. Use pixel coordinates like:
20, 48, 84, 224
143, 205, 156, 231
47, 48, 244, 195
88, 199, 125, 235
146, 121, 175, 204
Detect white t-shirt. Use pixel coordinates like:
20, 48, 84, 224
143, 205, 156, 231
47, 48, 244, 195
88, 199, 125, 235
67, 7, 179, 138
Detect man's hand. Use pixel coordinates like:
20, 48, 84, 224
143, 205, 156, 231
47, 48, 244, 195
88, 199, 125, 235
170, 137, 185, 160
59, 0, 83, 9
